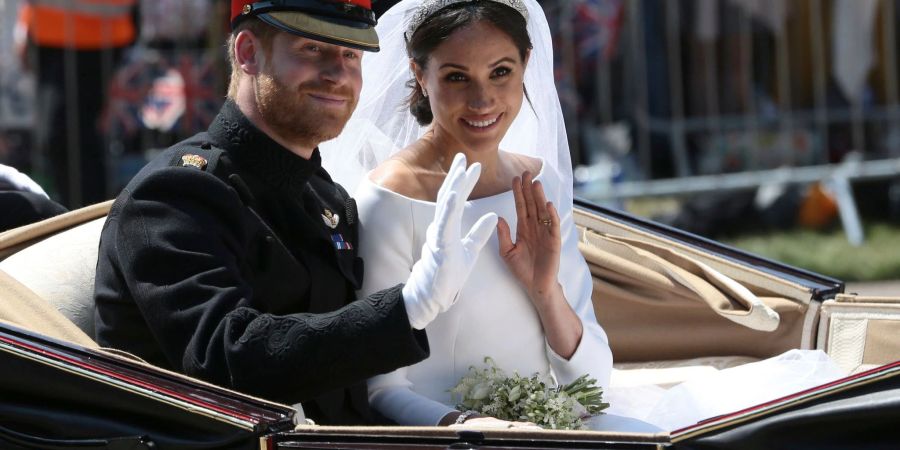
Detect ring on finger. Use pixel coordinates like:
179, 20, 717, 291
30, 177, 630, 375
539, 218, 552, 226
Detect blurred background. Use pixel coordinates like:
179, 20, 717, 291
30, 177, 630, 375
2, 0, 900, 282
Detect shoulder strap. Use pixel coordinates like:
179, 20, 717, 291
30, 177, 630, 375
166, 145, 226, 174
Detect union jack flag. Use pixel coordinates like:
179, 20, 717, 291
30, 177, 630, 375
543, 0, 624, 117
101, 49, 224, 140
573, 0, 624, 64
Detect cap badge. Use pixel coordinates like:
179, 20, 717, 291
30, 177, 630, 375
322, 208, 340, 229
181, 154, 208, 170
242, 4, 252, 14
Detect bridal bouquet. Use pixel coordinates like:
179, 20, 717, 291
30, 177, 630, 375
449, 357, 609, 430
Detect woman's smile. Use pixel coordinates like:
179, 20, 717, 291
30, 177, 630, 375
414, 20, 528, 153
461, 113, 503, 131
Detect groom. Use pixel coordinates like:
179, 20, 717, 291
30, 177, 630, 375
94, 0, 497, 425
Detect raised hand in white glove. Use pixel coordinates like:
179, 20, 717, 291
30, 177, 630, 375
402, 153, 498, 329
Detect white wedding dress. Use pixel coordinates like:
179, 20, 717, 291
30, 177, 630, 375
355, 160, 613, 426
354, 162, 848, 430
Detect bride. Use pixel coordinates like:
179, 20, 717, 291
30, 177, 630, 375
322, 0, 613, 427
322, 0, 848, 432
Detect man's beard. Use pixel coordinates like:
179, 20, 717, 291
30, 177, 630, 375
255, 72, 356, 150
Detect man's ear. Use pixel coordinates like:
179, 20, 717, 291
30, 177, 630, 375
235, 30, 264, 75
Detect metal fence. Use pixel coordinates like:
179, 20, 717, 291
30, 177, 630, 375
3, 0, 900, 222
555, 1, 900, 207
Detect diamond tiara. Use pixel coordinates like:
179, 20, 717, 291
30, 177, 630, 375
405, 0, 529, 40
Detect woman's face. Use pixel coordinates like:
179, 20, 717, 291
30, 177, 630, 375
415, 20, 528, 154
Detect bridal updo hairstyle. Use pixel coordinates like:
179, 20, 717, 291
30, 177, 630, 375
406, 1, 533, 126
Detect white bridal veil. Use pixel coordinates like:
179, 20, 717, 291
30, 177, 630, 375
320, 0, 573, 207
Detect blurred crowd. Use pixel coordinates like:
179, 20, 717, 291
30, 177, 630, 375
1, 0, 615, 209
3, 0, 900, 239
1, 0, 230, 210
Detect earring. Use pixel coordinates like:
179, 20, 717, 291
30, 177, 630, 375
422, 87, 428, 98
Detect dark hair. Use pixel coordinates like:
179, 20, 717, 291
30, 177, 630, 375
405, 2, 532, 126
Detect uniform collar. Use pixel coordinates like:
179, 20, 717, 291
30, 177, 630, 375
209, 100, 322, 193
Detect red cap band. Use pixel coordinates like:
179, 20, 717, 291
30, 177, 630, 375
231, 0, 373, 24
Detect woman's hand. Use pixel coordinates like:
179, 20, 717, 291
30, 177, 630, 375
498, 171, 583, 359
497, 171, 562, 305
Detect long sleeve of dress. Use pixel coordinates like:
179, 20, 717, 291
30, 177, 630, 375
547, 193, 612, 387
355, 180, 457, 425
543, 176, 613, 388
95, 167, 429, 405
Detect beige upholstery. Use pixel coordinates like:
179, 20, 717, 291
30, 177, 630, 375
578, 226, 810, 363
817, 294, 900, 373
583, 231, 780, 331
0, 269, 97, 347
0, 204, 110, 337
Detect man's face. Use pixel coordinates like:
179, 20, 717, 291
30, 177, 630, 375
255, 33, 363, 149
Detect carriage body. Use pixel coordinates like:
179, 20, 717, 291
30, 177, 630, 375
1, 199, 898, 449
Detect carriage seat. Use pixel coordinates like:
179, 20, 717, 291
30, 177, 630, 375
0, 200, 775, 392
0, 216, 106, 337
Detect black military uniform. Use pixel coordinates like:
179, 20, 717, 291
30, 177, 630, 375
94, 100, 429, 425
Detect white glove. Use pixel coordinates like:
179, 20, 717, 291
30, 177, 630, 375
0, 164, 49, 198
402, 153, 498, 329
